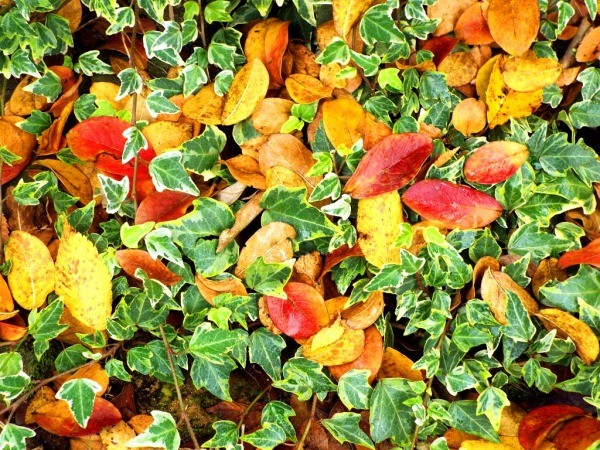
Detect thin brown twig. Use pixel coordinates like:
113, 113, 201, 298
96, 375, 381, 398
198, 0, 208, 49
560, 17, 592, 69
158, 325, 201, 450
296, 394, 318, 450
128, 1, 140, 212
237, 384, 271, 431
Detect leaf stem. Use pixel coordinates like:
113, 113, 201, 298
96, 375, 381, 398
560, 17, 591, 69
296, 394, 318, 449
0, 161, 4, 264
158, 325, 201, 450
198, 0, 208, 49
128, 1, 140, 212
0, 75, 6, 116
237, 384, 271, 432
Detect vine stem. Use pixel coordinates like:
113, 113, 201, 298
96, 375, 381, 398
128, 1, 140, 212
409, 324, 449, 450
0, 342, 122, 420
198, 0, 208, 49
0, 161, 4, 264
237, 384, 271, 431
295, 394, 318, 449
158, 325, 201, 450
0, 75, 7, 116
560, 17, 591, 69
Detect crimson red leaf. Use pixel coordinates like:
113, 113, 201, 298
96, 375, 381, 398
518, 405, 586, 450
344, 133, 433, 198
265, 282, 329, 339
558, 238, 600, 269
115, 249, 183, 286
553, 417, 600, 450
463, 141, 529, 184
402, 179, 503, 229
33, 398, 122, 437
135, 190, 197, 224
421, 36, 458, 66
1, 156, 30, 186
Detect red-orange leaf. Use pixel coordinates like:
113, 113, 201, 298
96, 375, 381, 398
344, 133, 433, 198
463, 141, 529, 184
319, 244, 364, 280
115, 249, 182, 286
33, 398, 122, 437
558, 238, 600, 269
518, 405, 586, 450
135, 190, 197, 224
265, 282, 329, 339
402, 179, 503, 229
553, 417, 600, 450
421, 36, 458, 66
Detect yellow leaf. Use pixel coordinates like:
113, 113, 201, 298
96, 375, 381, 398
357, 190, 402, 268
501, 55, 562, 92
536, 308, 600, 365
181, 83, 225, 125
322, 97, 366, 149
485, 58, 542, 128
5, 231, 55, 310
333, 0, 374, 41
221, 59, 270, 126
55, 224, 113, 331
302, 320, 364, 366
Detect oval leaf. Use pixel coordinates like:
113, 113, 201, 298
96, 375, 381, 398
463, 141, 529, 184
487, 0, 540, 56
115, 249, 182, 286
221, 59, 270, 126
518, 405, 586, 450
558, 238, 600, 269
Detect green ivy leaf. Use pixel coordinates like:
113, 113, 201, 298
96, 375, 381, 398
244, 257, 293, 298
149, 151, 200, 196
0, 424, 36, 450
76, 50, 113, 76
322, 412, 374, 449
249, 328, 286, 381
448, 400, 500, 443
28, 300, 69, 359
338, 369, 372, 410
203, 420, 239, 450
126, 411, 181, 450
56, 378, 102, 428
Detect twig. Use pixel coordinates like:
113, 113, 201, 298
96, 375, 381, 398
198, 0, 208, 49
237, 384, 271, 431
0, 76, 7, 116
128, 1, 140, 212
158, 325, 201, 450
0, 343, 122, 419
296, 394, 318, 450
560, 17, 592, 69
0, 161, 4, 264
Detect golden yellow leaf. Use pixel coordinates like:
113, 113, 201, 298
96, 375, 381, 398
24, 386, 56, 425
536, 308, 600, 365
476, 55, 502, 101
235, 222, 297, 278
265, 166, 307, 191
6, 76, 47, 116
452, 98, 487, 136
217, 192, 264, 253
342, 291, 384, 330
221, 59, 270, 126
55, 224, 113, 331
332, 0, 373, 40
194, 273, 248, 306
501, 55, 562, 92
357, 191, 402, 268
55, 0, 82, 31
480, 269, 539, 325
5, 231, 55, 310
499, 403, 526, 437
251, 98, 294, 135
376, 347, 424, 381
486, 0, 540, 56
485, 58, 543, 128
100, 421, 137, 450
0, 274, 14, 313
532, 258, 567, 298
302, 319, 365, 366
427, 0, 477, 36
322, 97, 366, 150
285, 74, 333, 104
182, 83, 225, 125
460, 440, 520, 450
141, 121, 193, 154
89, 82, 128, 111
438, 51, 478, 87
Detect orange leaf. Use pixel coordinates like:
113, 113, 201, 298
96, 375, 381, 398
553, 417, 600, 450
115, 249, 183, 286
344, 133, 433, 198
33, 398, 122, 437
455, 3, 494, 45
285, 74, 333, 104
135, 190, 197, 224
518, 405, 586, 450
328, 325, 383, 382
487, 0, 540, 56
427, 0, 477, 36
244, 19, 290, 88
452, 98, 487, 136
0, 314, 27, 341
319, 244, 364, 280
463, 141, 529, 184
225, 155, 267, 190
421, 36, 458, 66
575, 27, 600, 63
265, 282, 329, 339
558, 238, 600, 269
402, 179, 503, 229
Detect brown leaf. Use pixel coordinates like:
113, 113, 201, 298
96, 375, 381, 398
438, 52, 478, 87
225, 155, 267, 190
35, 159, 94, 206
217, 192, 264, 253
222, 59, 270, 126
452, 98, 487, 136
285, 74, 333, 104
357, 191, 403, 268
575, 26, 600, 63
235, 222, 296, 278
427, 0, 477, 36
115, 249, 182, 286
467, 256, 500, 300
518, 405, 587, 450
251, 98, 294, 135
536, 308, 599, 365
195, 273, 248, 306
480, 269, 539, 324
532, 258, 567, 298
6, 76, 47, 116
135, 190, 197, 225
342, 291, 384, 330
38, 101, 75, 155
487, 0, 540, 56
552, 417, 600, 450
566, 208, 600, 241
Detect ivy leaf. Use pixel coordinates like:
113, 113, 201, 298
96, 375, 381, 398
260, 401, 297, 442
249, 328, 286, 381
56, 378, 102, 428
448, 400, 500, 443
0, 423, 36, 450
24, 69, 62, 101
149, 151, 200, 196
338, 369, 372, 410
539, 264, 600, 312
507, 221, 573, 263
76, 50, 113, 76
273, 357, 337, 401
117, 68, 143, 100
145, 90, 180, 118
190, 356, 236, 400
476, 386, 510, 431
188, 322, 239, 364
126, 411, 181, 450
522, 358, 557, 393
322, 412, 374, 449
241, 422, 286, 450
245, 257, 293, 298
503, 291, 537, 343
17, 110, 52, 135
203, 420, 239, 450
28, 300, 69, 359
0, 353, 30, 402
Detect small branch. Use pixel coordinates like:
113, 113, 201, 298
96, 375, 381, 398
0, 161, 4, 264
159, 325, 201, 450
560, 17, 592, 69
0, 76, 7, 116
237, 384, 271, 432
128, 1, 140, 212
296, 394, 318, 449
198, 0, 208, 49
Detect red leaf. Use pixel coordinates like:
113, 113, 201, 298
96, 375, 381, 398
463, 141, 529, 184
558, 238, 600, 269
135, 190, 197, 224
115, 249, 183, 286
33, 398, 122, 437
518, 405, 586, 450
1, 156, 31, 186
344, 133, 433, 198
66, 116, 155, 162
319, 244, 364, 280
553, 417, 600, 450
421, 36, 458, 66
265, 282, 329, 339
402, 179, 503, 229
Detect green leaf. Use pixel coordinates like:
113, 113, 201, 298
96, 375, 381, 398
205, 0, 233, 23
338, 369, 372, 410
203, 421, 239, 450
448, 400, 500, 443
76, 50, 113, 76
249, 328, 286, 381
105, 359, 131, 382
245, 257, 293, 298
476, 387, 509, 431
55, 345, 88, 372
190, 356, 236, 400
316, 38, 350, 65
0, 353, 30, 403
117, 68, 143, 100
522, 358, 557, 393
56, 378, 102, 428
122, 126, 149, 164
145, 90, 180, 118
261, 186, 341, 243
503, 291, 536, 343
507, 221, 573, 263
0, 424, 36, 450
540, 264, 600, 312
149, 151, 200, 196
273, 357, 337, 401
241, 422, 287, 450
370, 378, 426, 445
16, 110, 52, 135
28, 300, 69, 359
360, 4, 407, 48
570, 100, 600, 129
188, 322, 240, 363
126, 411, 181, 450
322, 412, 374, 449
25, 69, 62, 101
98, 174, 129, 214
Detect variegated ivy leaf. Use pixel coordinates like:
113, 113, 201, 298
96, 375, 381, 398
0, 423, 36, 450
203, 420, 240, 450
338, 369, 372, 410
76, 50, 113, 76
56, 378, 102, 428
145, 90, 180, 118
0, 353, 30, 402
245, 257, 293, 298
127, 411, 181, 450
98, 174, 129, 214
149, 151, 200, 196
24, 69, 62, 101
116, 68, 143, 101
322, 412, 374, 449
